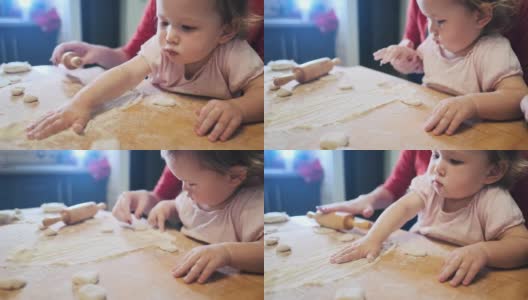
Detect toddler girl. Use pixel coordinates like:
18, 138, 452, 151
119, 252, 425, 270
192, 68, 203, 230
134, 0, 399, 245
374, 0, 528, 135
27, 0, 264, 142
113, 150, 263, 284
331, 150, 528, 287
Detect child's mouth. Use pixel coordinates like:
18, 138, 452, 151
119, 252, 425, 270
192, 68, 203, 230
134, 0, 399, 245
164, 48, 179, 56
432, 179, 443, 189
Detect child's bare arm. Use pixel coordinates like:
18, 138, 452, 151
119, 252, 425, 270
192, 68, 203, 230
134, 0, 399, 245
230, 74, 264, 124
425, 75, 528, 135
481, 224, 528, 268
223, 240, 263, 273
366, 191, 424, 244
331, 192, 424, 264
26, 56, 151, 140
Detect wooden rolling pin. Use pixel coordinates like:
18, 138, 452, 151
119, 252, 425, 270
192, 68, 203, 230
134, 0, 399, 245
273, 57, 341, 87
307, 211, 372, 230
42, 202, 106, 227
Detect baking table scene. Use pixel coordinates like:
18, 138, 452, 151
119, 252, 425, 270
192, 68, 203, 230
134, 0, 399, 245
263, 150, 528, 300
0, 150, 264, 299
264, 0, 528, 150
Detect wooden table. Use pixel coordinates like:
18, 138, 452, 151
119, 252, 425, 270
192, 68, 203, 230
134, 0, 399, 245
0, 66, 263, 149
264, 216, 528, 300
0, 209, 263, 299
265, 66, 528, 149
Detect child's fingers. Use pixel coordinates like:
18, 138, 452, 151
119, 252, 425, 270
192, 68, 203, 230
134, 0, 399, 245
197, 261, 217, 284
183, 259, 208, 283
462, 261, 480, 286
220, 118, 241, 142
373, 48, 387, 60
112, 196, 132, 224
449, 261, 470, 287
424, 106, 448, 133
157, 213, 166, 232
207, 113, 231, 142
72, 117, 89, 135
28, 115, 64, 140
173, 253, 200, 278
445, 112, 465, 136
197, 108, 222, 136
26, 111, 54, 131
331, 248, 361, 264
438, 255, 461, 282
196, 102, 217, 124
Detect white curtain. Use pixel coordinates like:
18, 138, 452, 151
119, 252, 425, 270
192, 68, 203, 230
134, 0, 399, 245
52, 0, 81, 42
330, 0, 359, 66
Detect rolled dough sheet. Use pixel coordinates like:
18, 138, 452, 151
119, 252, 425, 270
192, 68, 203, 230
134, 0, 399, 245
1, 215, 179, 266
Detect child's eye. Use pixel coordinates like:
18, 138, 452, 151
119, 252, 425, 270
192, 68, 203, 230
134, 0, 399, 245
436, 20, 446, 26
159, 21, 169, 27
432, 151, 440, 159
180, 25, 196, 32
449, 159, 463, 165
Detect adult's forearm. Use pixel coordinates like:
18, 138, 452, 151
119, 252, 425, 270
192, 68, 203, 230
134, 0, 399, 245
92, 46, 131, 69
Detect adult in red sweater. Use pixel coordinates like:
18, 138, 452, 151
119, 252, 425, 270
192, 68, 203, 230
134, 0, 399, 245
319, 150, 528, 229
50, 0, 264, 68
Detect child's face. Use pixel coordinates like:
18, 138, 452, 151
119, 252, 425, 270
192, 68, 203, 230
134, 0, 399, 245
427, 150, 497, 200
156, 0, 232, 65
166, 153, 242, 210
417, 0, 488, 55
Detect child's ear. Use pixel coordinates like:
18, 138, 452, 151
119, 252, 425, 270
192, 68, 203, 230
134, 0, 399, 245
483, 161, 508, 185
227, 166, 248, 187
474, 3, 493, 30
218, 23, 239, 45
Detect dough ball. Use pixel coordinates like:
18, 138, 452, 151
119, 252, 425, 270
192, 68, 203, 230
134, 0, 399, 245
2, 62, 32, 74
320, 132, 349, 150
313, 226, 335, 234
23, 94, 39, 103
264, 212, 289, 224
41, 202, 66, 213
158, 243, 179, 253
276, 88, 292, 97
268, 83, 280, 91
100, 227, 114, 234
268, 60, 296, 71
400, 98, 422, 107
0, 276, 27, 290
152, 98, 177, 107
72, 270, 99, 286
11, 86, 25, 96
335, 287, 366, 300
265, 236, 280, 246
276, 243, 291, 255
78, 284, 106, 300
337, 233, 357, 242
264, 228, 279, 235
338, 81, 354, 90
43, 228, 58, 236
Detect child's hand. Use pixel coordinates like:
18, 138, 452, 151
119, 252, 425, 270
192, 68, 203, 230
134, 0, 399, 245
194, 100, 243, 142
373, 45, 422, 74
521, 95, 528, 122
26, 102, 92, 140
172, 244, 231, 284
424, 97, 478, 135
147, 200, 177, 232
438, 244, 488, 287
112, 190, 159, 224
330, 236, 382, 264
50, 41, 98, 66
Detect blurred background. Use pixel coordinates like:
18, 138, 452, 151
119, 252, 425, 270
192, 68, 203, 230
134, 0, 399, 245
0, 0, 145, 65
265, 0, 409, 77
0, 150, 165, 210
264, 150, 399, 216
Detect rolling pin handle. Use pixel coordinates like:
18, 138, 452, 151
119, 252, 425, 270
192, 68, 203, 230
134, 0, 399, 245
307, 211, 316, 219
97, 203, 106, 211
273, 74, 296, 87
331, 58, 342, 66
42, 216, 62, 227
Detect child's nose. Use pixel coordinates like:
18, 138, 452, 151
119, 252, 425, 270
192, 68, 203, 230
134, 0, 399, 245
166, 27, 180, 44
434, 162, 445, 176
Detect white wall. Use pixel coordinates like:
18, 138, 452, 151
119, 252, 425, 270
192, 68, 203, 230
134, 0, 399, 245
316, 150, 345, 205
104, 150, 130, 209
120, 0, 150, 45
53, 0, 82, 42
332, 0, 360, 66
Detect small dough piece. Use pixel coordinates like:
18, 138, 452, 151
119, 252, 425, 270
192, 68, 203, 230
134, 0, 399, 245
338, 81, 354, 90
335, 287, 366, 300
400, 98, 422, 107
320, 132, 349, 150
313, 226, 336, 234
276, 243, 291, 255
2, 62, 32, 74
265, 236, 280, 246
78, 284, 106, 300
402, 246, 427, 257
152, 98, 177, 107
264, 228, 279, 235
130, 217, 149, 231
23, 94, 39, 103
100, 227, 114, 233
268, 83, 280, 91
72, 270, 99, 286
276, 88, 292, 97
264, 212, 289, 224
41, 202, 66, 213
9, 77, 22, 84
11, 86, 25, 96
0, 276, 27, 290
338, 233, 357, 242
43, 228, 58, 236
269, 60, 296, 71
159, 243, 179, 253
